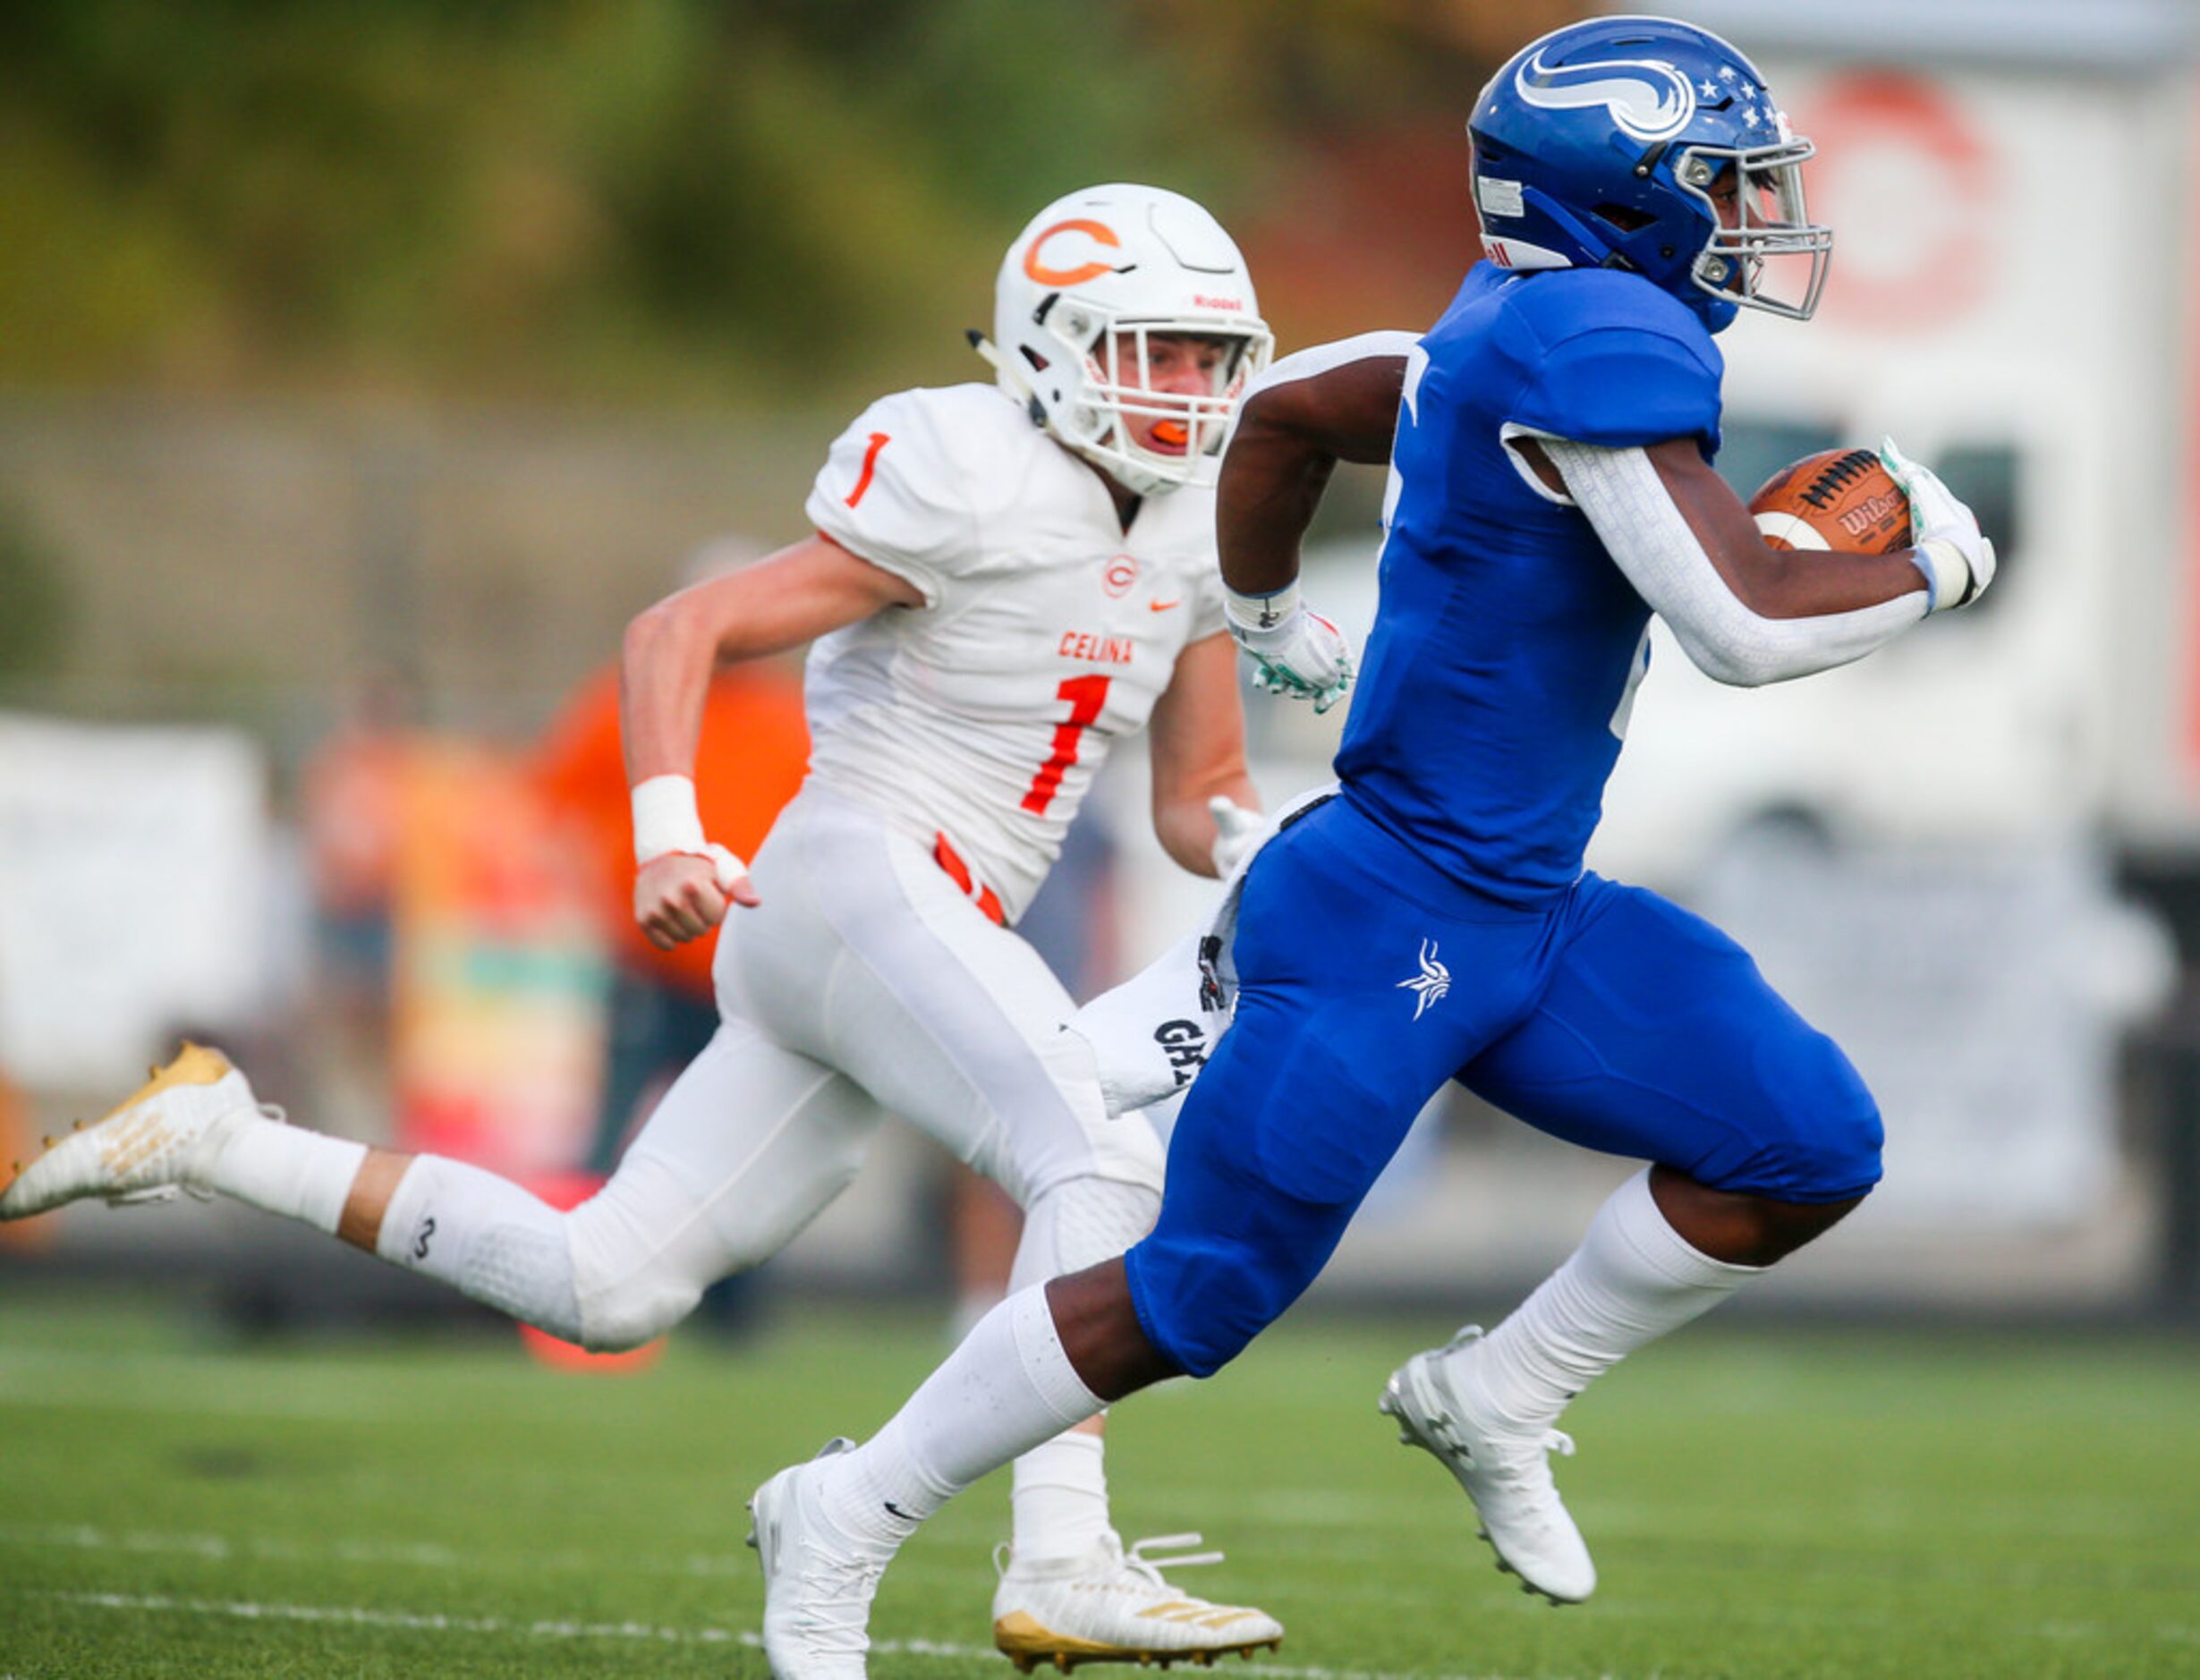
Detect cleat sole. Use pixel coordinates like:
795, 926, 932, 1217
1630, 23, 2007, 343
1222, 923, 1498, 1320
991, 1638, 1282, 1675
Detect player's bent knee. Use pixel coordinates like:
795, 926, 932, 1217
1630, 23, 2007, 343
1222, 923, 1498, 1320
1744, 1046, 1885, 1202
573, 1271, 705, 1353
561, 1188, 752, 1352
1125, 1232, 1322, 1379
1785, 1099, 1884, 1202
1051, 1175, 1161, 1268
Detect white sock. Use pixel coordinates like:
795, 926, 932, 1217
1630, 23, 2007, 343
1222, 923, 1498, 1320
1462, 1168, 1760, 1433
372, 1156, 583, 1343
824, 1285, 1103, 1548
202, 1116, 368, 1235
1010, 1430, 1112, 1564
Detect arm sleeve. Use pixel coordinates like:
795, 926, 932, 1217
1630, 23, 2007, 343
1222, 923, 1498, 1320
1221, 330, 1421, 454
1243, 330, 1422, 400
1542, 439, 1927, 688
803, 393, 980, 607
1513, 326, 1723, 453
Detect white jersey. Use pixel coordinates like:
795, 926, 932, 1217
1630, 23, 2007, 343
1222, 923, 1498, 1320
802, 382, 1228, 921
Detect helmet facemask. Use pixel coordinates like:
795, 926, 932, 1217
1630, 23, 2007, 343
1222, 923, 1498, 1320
1673, 138, 1831, 322
1053, 311, 1271, 495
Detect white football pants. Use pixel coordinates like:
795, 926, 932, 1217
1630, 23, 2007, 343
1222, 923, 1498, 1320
375, 783, 1164, 1352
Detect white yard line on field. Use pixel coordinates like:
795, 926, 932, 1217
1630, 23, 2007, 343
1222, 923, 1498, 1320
0, 1520, 971, 1584
0, 1522, 463, 1569
32, 1589, 1537, 1680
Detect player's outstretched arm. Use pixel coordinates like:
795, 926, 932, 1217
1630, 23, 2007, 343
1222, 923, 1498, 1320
621, 535, 922, 943
1219, 332, 1416, 712
1528, 436, 1992, 688
1146, 631, 1261, 878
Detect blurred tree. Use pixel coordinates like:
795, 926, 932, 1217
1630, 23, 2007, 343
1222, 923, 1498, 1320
0, 0, 1584, 406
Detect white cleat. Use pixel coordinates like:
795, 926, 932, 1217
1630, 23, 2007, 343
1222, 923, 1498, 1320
748, 1438, 897, 1680
991, 1532, 1284, 1672
0, 1044, 260, 1222
1380, 1326, 1597, 1605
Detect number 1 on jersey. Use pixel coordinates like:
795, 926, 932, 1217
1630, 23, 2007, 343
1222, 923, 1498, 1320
1022, 675, 1110, 815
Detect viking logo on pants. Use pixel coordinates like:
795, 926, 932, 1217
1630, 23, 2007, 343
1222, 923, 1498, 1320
1397, 939, 1450, 1021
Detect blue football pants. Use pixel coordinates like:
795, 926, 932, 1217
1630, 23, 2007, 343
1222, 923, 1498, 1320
1122, 795, 1881, 1378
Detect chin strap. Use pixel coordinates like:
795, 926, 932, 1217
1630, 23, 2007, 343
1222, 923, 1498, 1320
967, 329, 1045, 427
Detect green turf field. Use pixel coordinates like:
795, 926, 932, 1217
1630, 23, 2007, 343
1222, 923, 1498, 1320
2, 1293, 2196, 1679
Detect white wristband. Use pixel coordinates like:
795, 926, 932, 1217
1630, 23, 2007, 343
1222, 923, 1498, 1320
1911, 539, 1968, 614
1224, 579, 1301, 648
631, 774, 708, 866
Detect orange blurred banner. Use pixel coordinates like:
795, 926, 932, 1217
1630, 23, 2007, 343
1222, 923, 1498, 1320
390, 742, 609, 1178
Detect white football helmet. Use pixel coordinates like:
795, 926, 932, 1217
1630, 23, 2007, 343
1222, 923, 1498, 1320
977, 183, 1273, 496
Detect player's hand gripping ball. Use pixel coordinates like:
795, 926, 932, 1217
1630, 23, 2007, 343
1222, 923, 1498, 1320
1749, 440, 1995, 611
1747, 446, 1911, 555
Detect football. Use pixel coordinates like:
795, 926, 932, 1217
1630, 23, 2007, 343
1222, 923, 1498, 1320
1748, 446, 1912, 553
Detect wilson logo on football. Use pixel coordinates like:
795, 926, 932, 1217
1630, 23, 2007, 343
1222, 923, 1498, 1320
1024, 219, 1124, 287
1840, 495, 1903, 539
1101, 556, 1139, 598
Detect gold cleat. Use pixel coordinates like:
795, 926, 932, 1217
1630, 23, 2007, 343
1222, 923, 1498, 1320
0, 1043, 259, 1222
994, 1611, 1282, 1674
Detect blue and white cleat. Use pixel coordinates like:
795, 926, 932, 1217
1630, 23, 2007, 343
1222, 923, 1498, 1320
749, 1439, 895, 1680
1380, 1326, 1597, 1604
0, 1043, 259, 1221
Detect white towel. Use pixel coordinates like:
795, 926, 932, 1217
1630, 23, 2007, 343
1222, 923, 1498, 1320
1066, 784, 1336, 1116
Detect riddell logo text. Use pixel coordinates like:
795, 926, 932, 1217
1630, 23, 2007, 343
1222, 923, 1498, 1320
1193, 295, 1244, 310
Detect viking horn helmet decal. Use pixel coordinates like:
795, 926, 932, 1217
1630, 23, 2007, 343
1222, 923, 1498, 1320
1514, 47, 1695, 142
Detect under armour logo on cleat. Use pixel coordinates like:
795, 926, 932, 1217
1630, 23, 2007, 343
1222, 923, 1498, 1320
1397, 938, 1450, 1020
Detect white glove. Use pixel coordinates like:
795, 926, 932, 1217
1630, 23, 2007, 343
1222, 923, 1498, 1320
1208, 795, 1263, 877
1881, 437, 1996, 613
1224, 581, 1355, 714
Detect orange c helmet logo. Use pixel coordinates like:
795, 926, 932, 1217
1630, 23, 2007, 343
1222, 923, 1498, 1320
1024, 219, 1123, 287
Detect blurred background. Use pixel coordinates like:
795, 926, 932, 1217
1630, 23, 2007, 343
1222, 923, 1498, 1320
5, 0, 2200, 1348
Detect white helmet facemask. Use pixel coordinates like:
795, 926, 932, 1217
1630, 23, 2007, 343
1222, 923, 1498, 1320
977, 184, 1274, 496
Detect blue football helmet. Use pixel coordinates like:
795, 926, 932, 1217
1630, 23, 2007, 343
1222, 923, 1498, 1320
1468, 15, 1831, 331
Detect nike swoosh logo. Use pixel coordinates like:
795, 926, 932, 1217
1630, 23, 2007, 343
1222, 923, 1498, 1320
1150, 599, 1181, 613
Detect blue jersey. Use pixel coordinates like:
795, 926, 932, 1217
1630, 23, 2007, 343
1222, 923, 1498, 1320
1336, 262, 1725, 901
